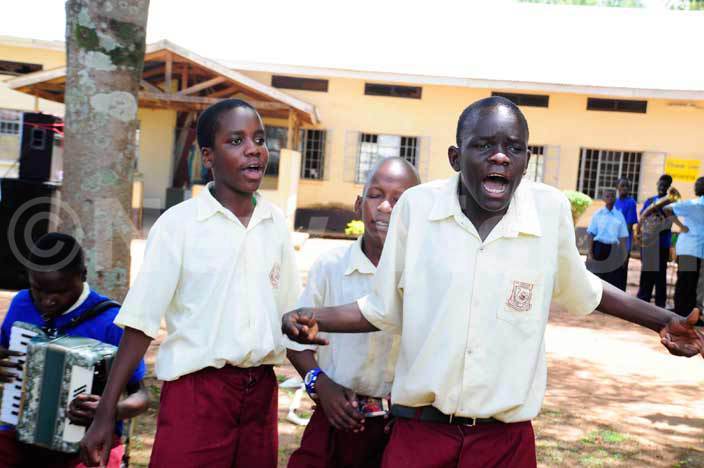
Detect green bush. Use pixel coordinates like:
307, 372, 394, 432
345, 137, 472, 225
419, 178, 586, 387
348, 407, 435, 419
345, 220, 365, 236
563, 190, 593, 223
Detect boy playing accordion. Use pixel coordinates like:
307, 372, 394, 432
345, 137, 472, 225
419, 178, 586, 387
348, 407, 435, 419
0, 233, 148, 468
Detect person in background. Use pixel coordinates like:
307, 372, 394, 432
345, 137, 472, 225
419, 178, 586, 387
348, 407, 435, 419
587, 188, 630, 289
640, 177, 704, 318
637, 175, 673, 307
615, 178, 638, 290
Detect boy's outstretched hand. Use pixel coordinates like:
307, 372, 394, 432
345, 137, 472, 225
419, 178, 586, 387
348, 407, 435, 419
659, 308, 704, 357
282, 308, 329, 345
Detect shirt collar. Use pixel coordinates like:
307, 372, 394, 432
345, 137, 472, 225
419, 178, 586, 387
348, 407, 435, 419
344, 237, 376, 276
196, 182, 271, 223
428, 173, 542, 238
62, 282, 90, 316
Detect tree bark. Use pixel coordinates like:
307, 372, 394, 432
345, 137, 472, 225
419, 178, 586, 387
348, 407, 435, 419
63, 0, 149, 300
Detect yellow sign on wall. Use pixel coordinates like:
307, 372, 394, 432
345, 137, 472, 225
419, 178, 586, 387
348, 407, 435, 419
665, 158, 701, 183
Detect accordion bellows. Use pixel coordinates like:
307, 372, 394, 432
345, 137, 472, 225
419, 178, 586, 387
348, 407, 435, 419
8, 322, 117, 453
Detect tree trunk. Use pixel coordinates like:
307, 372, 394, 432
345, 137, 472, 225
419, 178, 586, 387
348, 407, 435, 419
63, 0, 149, 300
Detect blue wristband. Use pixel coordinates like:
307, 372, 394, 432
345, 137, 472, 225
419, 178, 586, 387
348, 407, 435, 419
304, 368, 323, 398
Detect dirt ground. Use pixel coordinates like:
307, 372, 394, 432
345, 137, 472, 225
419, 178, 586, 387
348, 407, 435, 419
0, 255, 702, 467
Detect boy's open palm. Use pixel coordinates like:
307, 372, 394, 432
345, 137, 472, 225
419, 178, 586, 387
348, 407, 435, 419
660, 308, 704, 358
282, 308, 329, 345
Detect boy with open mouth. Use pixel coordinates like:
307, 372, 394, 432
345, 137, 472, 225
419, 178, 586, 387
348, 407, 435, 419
282, 96, 704, 468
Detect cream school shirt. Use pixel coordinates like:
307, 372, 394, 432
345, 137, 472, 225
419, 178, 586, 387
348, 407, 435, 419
115, 183, 300, 381
358, 174, 603, 423
288, 238, 398, 398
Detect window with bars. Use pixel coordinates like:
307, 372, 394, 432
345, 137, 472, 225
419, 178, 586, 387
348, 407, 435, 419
524, 145, 545, 182
272, 75, 329, 92
264, 126, 288, 177
0, 60, 42, 76
492, 92, 549, 108
364, 83, 422, 99
0, 110, 21, 135
356, 133, 418, 183
577, 148, 642, 201
300, 129, 326, 180
587, 98, 647, 114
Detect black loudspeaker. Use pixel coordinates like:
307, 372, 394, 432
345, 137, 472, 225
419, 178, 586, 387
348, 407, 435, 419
0, 178, 60, 290
18, 113, 61, 182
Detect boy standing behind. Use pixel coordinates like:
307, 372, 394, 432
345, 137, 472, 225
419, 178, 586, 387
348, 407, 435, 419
615, 178, 638, 290
81, 100, 300, 468
287, 157, 420, 468
587, 188, 630, 289
637, 175, 674, 307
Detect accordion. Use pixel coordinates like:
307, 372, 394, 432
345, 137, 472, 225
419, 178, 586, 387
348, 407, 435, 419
0, 321, 117, 453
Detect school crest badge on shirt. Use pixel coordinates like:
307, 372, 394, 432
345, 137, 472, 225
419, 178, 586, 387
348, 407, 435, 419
269, 263, 281, 289
507, 281, 533, 312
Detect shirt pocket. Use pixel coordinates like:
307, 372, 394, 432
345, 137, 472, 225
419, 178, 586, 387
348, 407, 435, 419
497, 270, 544, 328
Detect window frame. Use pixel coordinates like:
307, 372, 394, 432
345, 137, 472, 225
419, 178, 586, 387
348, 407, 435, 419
491, 92, 550, 108
586, 98, 648, 114
271, 75, 329, 92
299, 129, 327, 180
524, 145, 545, 182
577, 148, 643, 201
355, 132, 419, 184
364, 83, 422, 100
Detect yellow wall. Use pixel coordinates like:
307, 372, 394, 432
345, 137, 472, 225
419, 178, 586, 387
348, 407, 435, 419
241, 70, 704, 210
3, 39, 704, 219
136, 108, 177, 209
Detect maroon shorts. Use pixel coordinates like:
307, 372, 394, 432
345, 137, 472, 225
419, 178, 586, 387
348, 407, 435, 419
287, 405, 389, 468
381, 418, 536, 468
149, 365, 278, 468
0, 428, 123, 468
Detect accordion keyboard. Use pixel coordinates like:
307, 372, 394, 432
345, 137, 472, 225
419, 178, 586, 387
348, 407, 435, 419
1, 326, 39, 425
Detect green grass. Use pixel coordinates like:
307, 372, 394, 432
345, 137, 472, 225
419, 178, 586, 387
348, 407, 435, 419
580, 429, 628, 445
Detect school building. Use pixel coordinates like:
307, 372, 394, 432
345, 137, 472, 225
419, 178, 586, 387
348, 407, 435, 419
1, 34, 703, 232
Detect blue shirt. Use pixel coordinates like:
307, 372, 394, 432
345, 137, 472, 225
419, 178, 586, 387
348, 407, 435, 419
588, 207, 629, 245
615, 196, 638, 250
0, 289, 146, 436
671, 196, 704, 259
641, 195, 672, 249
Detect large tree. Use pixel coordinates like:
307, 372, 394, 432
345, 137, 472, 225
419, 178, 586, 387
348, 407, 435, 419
63, 0, 149, 300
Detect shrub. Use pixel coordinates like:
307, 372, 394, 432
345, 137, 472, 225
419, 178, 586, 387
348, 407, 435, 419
345, 220, 365, 236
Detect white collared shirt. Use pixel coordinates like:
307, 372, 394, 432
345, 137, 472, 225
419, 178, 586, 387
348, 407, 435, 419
358, 174, 603, 422
288, 238, 398, 398
115, 183, 300, 381
62, 282, 90, 315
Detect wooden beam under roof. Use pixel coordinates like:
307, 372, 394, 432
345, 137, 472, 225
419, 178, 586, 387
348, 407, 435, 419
140, 80, 163, 93
142, 66, 165, 79
181, 63, 189, 91
208, 86, 239, 98
178, 76, 225, 96
164, 52, 173, 93
139, 91, 291, 112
